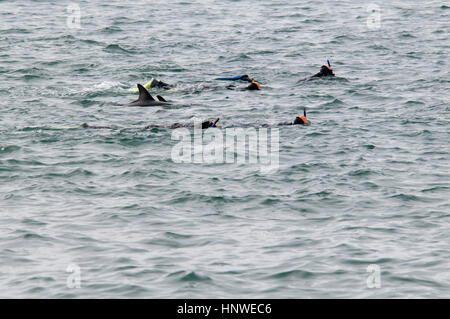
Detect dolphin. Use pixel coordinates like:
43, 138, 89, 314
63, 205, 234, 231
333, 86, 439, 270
126, 84, 170, 106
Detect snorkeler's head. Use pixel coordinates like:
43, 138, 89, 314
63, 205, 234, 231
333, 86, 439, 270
202, 118, 220, 129
293, 109, 310, 125
319, 65, 334, 76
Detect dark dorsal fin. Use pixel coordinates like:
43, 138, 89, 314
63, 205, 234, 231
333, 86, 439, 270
156, 95, 167, 102
304, 108, 307, 117
137, 84, 154, 101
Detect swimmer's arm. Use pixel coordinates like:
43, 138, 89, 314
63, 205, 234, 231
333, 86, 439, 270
277, 121, 293, 126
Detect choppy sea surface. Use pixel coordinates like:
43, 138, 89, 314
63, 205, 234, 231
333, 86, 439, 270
0, 0, 449, 298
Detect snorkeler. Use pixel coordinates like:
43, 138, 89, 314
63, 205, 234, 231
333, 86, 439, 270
291, 109, 310, 125
298, 60, 335, 81
80, 110, 310, 131
80, 119, 219, 130
130, 74, 261, 92
216, 73, 261, 90
259, 109, 310, 127
144, 118, 220, 129
146, 78, 173, 89
226, 78, 261, 91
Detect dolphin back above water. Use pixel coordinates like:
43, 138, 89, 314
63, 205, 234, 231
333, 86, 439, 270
127, 84, 170, 106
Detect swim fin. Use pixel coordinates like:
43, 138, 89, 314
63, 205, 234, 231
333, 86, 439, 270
216, 74, 249, 81
129, 79, 154, 92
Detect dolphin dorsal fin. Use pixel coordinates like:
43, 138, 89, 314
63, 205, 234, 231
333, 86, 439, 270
156, 95, 167, 102
304, 108, 307, 117
137, 84, 154, 101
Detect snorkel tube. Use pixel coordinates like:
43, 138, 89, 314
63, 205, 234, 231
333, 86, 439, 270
321, 59, 334, 76
210, 118, 220, 127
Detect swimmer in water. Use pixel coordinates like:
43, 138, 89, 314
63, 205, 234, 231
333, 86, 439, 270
144, 118, 220, 129
259, 109, 311, 127
79, 110, 310, 130
216, 74, 253, 82
226, 78, 261, 91
147, 78, 173, 89
130, 74, 260, 92
298, 60, 335, 82
80, 119, 220, 130
289, 109, 310, 125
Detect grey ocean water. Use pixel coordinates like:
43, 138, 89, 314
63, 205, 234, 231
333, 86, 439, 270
0, 0, 449, 298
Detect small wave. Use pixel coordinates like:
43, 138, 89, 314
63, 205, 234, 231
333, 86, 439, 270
165, 232, 193, 239
48, 168, 95, 178
390, 193, 422, 202
399, 32, 416, 39
267, 269, 315, 279
179, 271, 212, 282
390, 275, 443, 288
342, 257, 394, 265
100, 26, 123, 33
319, 98, 345, 109
404, 100, 425, 105
0, 145, 20, 154
368, 44, 390, 51
22, 232, 52, 241
79, 38, 104, 46
1, 28, 32, 34
421, 186, 450, 193
348, 169, 374, 177
23, 74, 43, 80
104, 44, 136, 54
78, 81, 124, 96
75, 99, 98, 107
6, 159, 46, 166
22, 218, 47, 226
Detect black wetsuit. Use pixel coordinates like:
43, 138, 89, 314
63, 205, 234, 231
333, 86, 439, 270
149, 76, 259, 91
81, 120, 214, 130
226, 81, 261, 91
144, 121, 213, 130
298, 65, 335, 82
81, 119, 308, 130
149, 79, 173, 89
311, 65, 335, 78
